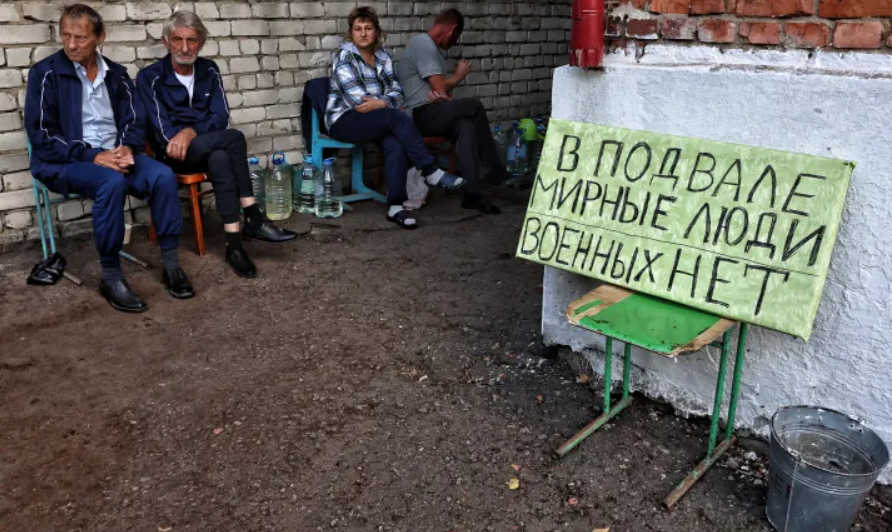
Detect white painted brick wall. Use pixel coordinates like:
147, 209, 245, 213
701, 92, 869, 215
0, 0, 568, 246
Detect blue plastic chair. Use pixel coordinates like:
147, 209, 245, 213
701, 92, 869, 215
310, 108, 385, 204
27, 143, 151, 284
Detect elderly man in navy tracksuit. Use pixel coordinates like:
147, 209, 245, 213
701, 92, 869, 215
24, 4, 193, 313
137, 11, 296, 279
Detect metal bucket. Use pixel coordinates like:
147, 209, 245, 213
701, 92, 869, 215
767, 406, 890, 532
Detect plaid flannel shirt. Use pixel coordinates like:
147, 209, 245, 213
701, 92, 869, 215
325, 43, 405, 130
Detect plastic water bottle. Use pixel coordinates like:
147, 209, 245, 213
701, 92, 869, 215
265, 152, 293, 221
533, 119, 547, 170
509, 126, 529, 177
315, 157, 343, 219
248, 155, 266, 213
506, 121, 519, 170
493, 125, 509, 166
295, 154, 317, 215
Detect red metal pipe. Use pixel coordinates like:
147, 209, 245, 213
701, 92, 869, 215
570, 0, 606, 69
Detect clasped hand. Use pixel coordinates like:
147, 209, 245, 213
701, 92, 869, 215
426, 90, 451, 104
93, 145, 135, 173
355, 96, 387, 113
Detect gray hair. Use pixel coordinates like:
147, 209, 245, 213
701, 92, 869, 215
162, 11, 209, 44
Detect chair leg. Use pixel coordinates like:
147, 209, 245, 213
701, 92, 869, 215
188, 183, 207, 256
312, 145, 323, 172
42, 189, 59, 255
149, 220, 158, 245
32, 184, 49, 260
342, 145, 386, 204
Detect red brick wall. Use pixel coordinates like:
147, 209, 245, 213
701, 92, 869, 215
608, 0, 892, 50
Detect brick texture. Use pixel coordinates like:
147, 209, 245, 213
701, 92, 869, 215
785, 23, 831, 48
739, 22, 780, 45
609, 0, 892, 51
662, 18, 698, 40
833, 21, 883, 49
0, 0, 569, 245
698, 19, 736, 43
819, 0, 892, 18
733, 0, 813, 17
627, 18, 660, 39
691, 0, 725, 14
649, 0, 691, 14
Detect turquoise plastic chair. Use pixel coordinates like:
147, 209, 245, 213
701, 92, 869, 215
310, 107, 385, 204
27, 143, 151, 284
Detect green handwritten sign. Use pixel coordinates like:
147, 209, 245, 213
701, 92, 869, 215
517, 119, 855, 340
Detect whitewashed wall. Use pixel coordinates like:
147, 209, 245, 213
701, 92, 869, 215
544, 46, 892, 482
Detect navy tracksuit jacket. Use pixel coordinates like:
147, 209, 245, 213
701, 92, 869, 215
23, 50, 146, 196
135, 54, 230, 155
23, 50, 182, 258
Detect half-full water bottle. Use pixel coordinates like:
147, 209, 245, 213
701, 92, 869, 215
506, 121, 519, 169
493, 125, 509, 166
295, 154, 317, 215
315, 157, 343, 219
508, 126, 530, 177
248, 155, 266, 213
265, 152, 293, 221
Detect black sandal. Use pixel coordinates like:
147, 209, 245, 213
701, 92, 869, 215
387, 210, 419, 230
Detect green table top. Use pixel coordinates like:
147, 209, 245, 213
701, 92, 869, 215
567, 285, 735, 357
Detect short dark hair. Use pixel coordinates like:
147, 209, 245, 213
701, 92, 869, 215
435, 8, 464, 34
346, 6, 384, 47
60, 3, 105, 36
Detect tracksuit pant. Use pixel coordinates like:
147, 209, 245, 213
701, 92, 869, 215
51, 153, 182, 268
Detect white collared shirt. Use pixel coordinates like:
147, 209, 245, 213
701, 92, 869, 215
73, 54, 118, 150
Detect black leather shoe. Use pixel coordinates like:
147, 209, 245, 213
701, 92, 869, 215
162, 267, 195, 299
99, 278, 148, 313
462, 194, 502, 215
242, 221, 298, 244
226, 246, 257, 278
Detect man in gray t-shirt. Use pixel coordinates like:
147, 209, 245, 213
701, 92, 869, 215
399, 33, 447, 114
397, 9, 512, 214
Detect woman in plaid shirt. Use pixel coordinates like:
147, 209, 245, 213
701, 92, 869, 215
326, 6, 465, 229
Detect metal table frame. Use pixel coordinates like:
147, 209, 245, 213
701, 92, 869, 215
556, 286, 750, 508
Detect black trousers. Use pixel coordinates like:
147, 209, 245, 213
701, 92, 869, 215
164, 129, 252, 224
412, 98, 502, 195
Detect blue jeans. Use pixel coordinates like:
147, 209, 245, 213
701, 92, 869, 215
51, 153, 182, 262
329, 108, 437, 206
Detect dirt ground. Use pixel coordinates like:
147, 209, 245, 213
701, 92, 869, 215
1, 185, 889, 532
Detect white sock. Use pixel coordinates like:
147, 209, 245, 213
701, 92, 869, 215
424, 168, 445, 186
388, 206, 416, 226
